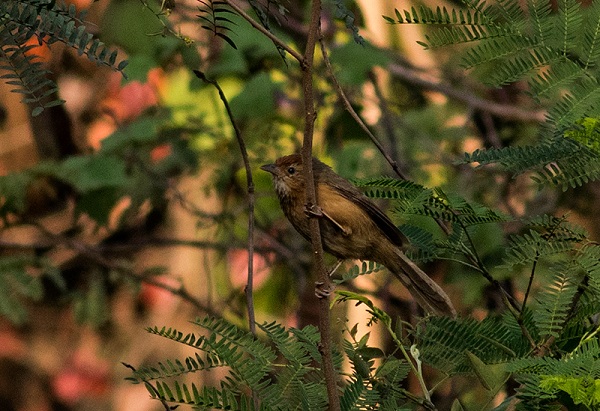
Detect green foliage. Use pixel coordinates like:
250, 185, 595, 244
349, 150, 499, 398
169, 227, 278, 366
0, 111, 197, 223
130, 313, 425, 410
0, 0, 127, 115
509, 340, 600, 408
462, 136, 600, 190
0, 110, 198, 324
335, 260, 383, 284
533, 269, 579, 338
128, 317, 329, 410
330, 0, 365, 45
355, 177, 508, 266
357, 177, 508, 226
416, 315, 531, 374
122, 195, 600, 410
501, 215, 586, 269
386, 0, 600, 188
0, 255, 64, 324
328, 41, 390, 85
385, 0, 600, 124
197, 1, 238, 49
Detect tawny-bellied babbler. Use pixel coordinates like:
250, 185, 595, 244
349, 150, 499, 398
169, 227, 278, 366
261, 154, 456, 317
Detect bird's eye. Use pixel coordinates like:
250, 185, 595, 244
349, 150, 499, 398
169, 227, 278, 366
287, 166, 296, 175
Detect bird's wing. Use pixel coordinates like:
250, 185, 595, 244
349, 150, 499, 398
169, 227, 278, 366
331, 180, 405, 247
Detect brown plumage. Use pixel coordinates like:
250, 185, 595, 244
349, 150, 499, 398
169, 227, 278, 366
261, 154, 456, 317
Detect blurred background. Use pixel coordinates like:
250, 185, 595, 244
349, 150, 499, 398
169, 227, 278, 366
1, 0, 597, 410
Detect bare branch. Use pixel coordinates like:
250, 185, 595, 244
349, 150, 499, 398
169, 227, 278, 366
193, 70, 257, 337
300, 2, 341, 410
27, 222, 217, 316
388, 63, 546, 122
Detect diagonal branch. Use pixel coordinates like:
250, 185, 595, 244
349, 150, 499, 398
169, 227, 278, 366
222, 0, 304, 63
319, 36, 408, 180
27, 221, 217, 316
388, 63, 546, 122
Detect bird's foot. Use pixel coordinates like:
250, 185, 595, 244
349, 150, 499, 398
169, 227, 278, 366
315, 281, 334, 299
304, 203, 324, 219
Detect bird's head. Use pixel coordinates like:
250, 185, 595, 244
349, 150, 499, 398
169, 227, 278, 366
261, 154, 306, 198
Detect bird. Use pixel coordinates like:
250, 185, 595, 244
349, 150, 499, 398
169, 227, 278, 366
261, 153, 456, 317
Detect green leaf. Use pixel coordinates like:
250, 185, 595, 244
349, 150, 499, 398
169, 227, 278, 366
100, 116, 162, 152
0, 171, 33, 215
59, 155, 128, 192
75, 187, 123, 226
466, 351, 508, 391
329, 41, 390, 85
229, 72, 280, 120
31, 106, 44, 116
451, 399, 466, 411
119, 54, 156, 82
74, 274, 109, 326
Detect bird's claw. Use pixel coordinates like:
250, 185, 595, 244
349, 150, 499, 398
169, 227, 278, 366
304, 203, 323, 219
315, 281, 334, 299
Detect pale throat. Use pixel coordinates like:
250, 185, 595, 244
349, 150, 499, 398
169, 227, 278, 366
274, 177, 304, 201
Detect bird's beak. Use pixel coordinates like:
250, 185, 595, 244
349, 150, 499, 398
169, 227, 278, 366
260, 163, 277, 175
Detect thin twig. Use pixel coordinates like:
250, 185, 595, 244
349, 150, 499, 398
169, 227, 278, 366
193, 70, 257, 337
319, 36, 408, 180
367, 70, 405, 174
301, 2, 341, 410
222, 0, 304, 63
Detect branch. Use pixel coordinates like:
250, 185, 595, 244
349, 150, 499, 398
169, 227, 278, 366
28, 222, 217, 316
388, 63, 547, 122
367, 70, 406, 174
193, 70, 257, 337
319, 37, 408, 180
301, 2, 340, 410
222, 0, 304, 63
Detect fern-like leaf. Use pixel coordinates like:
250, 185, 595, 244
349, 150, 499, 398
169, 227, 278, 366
417, 316, 530, 374
533, 269, 579, 338
463, 137, 600, 189
0, 0, 126, 115
197, 0, 238, 49
387, 0, 600, 137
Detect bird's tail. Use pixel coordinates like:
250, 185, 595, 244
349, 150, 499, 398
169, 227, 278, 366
387, 248, 456, 317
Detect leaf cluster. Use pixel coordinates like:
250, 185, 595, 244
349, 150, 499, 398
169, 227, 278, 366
385, 0, 600, 189
0, 0, 127, 115
0, 112, 199, 325
197, 1, 238, 49
130, 314, 432, 410
462, 136, 600, 190
129, 317, 329, 410
355, 177, 507, 265
509, 339, 600, 409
